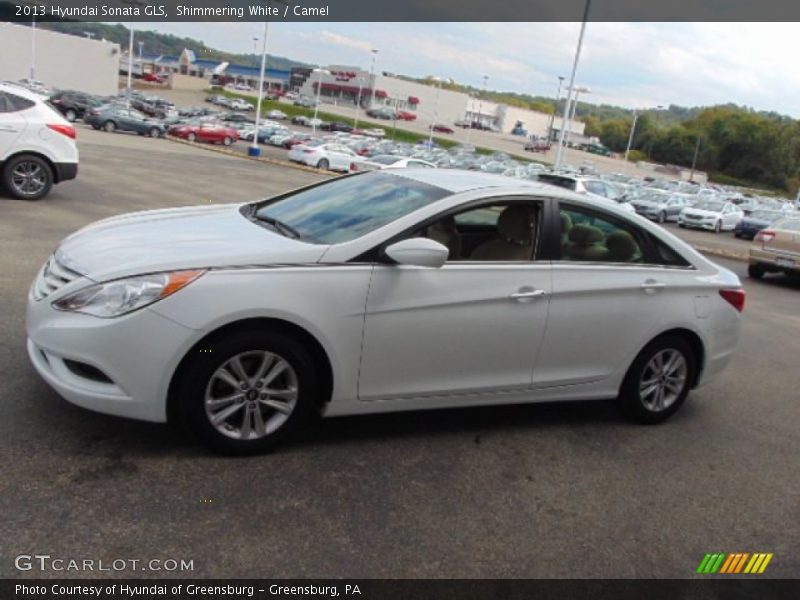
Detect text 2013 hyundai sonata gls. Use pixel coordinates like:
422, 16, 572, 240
27, 170, 744, 454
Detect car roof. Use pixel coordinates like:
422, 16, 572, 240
389, 168, 544, 193
0, 81, 42, 102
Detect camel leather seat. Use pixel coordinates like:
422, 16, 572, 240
427, 216, 462, 260
470, 206, 535, 261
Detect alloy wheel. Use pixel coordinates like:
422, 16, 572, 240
10, 160, 47, 197
638, 349, 688, 412
204, 350, 299, 440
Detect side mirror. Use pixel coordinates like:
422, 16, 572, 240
384, 238, 449, 268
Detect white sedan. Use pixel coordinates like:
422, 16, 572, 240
267, 109, 288, 120
287, 141, 361, 171
359, 154, 436, 171
26, 170, 744, 454
678, 199, 744, 232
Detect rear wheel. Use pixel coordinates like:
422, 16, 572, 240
149, 127, 161, 138
748, 264, 765, 279
222, 136, 233, 146
657, 210, 666, 224
678, 223, 686, 228
187, 132, 197, 142
2, 154, 53, 200
178, 330, 317, 455
103, 120, 116, 133
618, 335, 696, 424
317, 158, 330, 170
714, 220, 722, 233
65, 109, 77, 122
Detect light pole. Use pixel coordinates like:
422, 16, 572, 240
252, 37, 259, 67
465, 93, 474, 144
30, 15, 36, 80
623, 109, 639, 164
547, 76, 565, 142
555, 0, 592, 169
138, 41, 144, 60
366, 49, 378, 110
689, 135, 701, 182
312, 67, 330, 134
428, 76, 443, 146
126, 23, 134, 100
562, 85, 590, 163
354, 76, 364, 129
249, 21, 270, 157
476, 75, 488, 129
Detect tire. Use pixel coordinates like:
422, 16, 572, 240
149, 128, 161, 138
658, 211, 666, 224
222, 136, 233, 146
317, 158, 330, 170
65, 109, 77, 122
714, 220, 722, 233
187, 132, 197, 142
678, 223, 686, 228
178, 329, 318, 455
103, 120, 116, 133
748, 264, 765, 279
617, 335, 696, 424
2, 154, 54, 201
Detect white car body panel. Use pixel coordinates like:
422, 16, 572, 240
26, 171, 743, 424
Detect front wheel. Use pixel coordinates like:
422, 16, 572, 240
658, 210, 666, 224
617, 336, 696, 424
317, 158, 330, 170
748, 264, 765, 279
178, 330, 318, 455
222, 136, 233, 146
714, 220, 722, 233
149, 127, 161, 138
187, 132, 197, 142
103, 120, 116, 133
65, 109, 77, 122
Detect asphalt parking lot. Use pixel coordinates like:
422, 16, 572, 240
1, 129, 798, 579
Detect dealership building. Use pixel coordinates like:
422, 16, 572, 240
0, 22, 120, 95
294, 65, 585, 138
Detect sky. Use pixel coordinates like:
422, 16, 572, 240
137, 22, 800, 116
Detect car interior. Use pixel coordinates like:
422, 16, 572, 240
559, 207, 643, 263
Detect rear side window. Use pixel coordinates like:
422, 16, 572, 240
0, 91, 34, 113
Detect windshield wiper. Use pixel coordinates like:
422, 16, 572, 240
254, 214, 302, 239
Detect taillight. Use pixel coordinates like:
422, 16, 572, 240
350, 162, 358, 171
47, 124, 76, 139
755, 229, 775, 245
719, 288, 746, 312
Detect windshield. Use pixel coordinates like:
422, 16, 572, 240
750, 210, 779, 221
637, 190, 667, 203
369, 155, 400, 165
253, 172, 449, 244
694, 200, 724, 212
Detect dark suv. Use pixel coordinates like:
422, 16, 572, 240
49, 90, 101, 122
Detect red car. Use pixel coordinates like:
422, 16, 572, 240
396, 111, 417, 121
168, 123, 239, 146
142, 72, 166, 84
283, 133, 314, 149
430, 123, 455, 134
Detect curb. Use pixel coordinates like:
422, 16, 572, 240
164, 135, 335, 177
692, 245, 749, 263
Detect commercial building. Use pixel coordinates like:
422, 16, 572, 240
0, 22, 120, 95
295, 65, 585, 138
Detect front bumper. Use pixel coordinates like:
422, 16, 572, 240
679, 218, 716, 230
26, 297, 197, 423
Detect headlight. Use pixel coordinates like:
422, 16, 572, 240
52, 270, 205, 318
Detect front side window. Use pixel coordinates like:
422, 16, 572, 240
253, 172, 449, 244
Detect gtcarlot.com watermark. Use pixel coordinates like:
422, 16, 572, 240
15, 554, 194, 573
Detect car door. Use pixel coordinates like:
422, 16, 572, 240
535, 202, 672, 388
327, 145, 352, 170
666, 197, 684, 220
358, 199, 552, 401
0, 92, 29, 158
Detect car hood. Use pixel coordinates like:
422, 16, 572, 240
632, 199, 665, 209
57, 204, 328, 282
683, 208, 722, 217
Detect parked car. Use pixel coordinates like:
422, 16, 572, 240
524, 138, 551, 153
747, 216, 800, 279
358, 154, 436, 171
49, 90, 102, 122
293, 96, 316, 108
130, 98, 173, 119
0, 82, 78, 200
142, 72, 167, 84
287, 141, 361, 171
218, 112, 253, 124
430, 123, 455, 134
734, 210, 783, 240
25, 170, 744, 454
396, 111, 417, 121
282, 132, 314, 149
85, 107, 166, 138
267, 109, 288, 120
538, 173, 636, 213
678, 200, 744, 233
629, 190, 690, 223
229, 98, 254, 112
366, 107, 396, 120
320, 121, 353, 133
168, 123, 239, 145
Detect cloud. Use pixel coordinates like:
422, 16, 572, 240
318, 30, 374, 53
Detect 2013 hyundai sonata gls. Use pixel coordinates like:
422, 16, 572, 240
27, 170, 744, 454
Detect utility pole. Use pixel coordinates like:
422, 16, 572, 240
689, 135, 701, 182
548, 76, 565, 142
624, 109, 638, 163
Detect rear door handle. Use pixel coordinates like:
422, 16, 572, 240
510, 289, 547, 300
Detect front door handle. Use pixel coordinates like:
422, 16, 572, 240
510, 289, 547, 300
641, 279, 666, 293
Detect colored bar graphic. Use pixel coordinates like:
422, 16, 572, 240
700, 552, 773, 574
734, 553, 749, 573
696, 554, 712, 573
711, 553, 726, 573
719, 554, 736, 573
758, 553, 773, 573
744, 554, 760, 574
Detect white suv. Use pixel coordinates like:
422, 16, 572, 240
0, 82, 78, 200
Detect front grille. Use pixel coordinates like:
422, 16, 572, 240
32, 254, 82, 301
